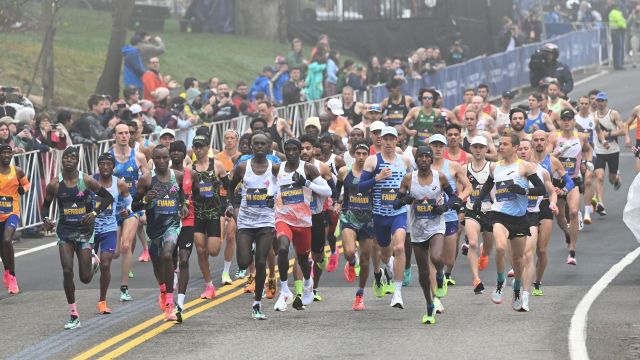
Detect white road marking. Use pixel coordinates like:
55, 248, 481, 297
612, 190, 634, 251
574, 70, 608, 86
568, 245, 640, 360
0, 241, 57, 263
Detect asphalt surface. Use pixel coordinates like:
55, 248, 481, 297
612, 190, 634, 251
1, 67, 639, 360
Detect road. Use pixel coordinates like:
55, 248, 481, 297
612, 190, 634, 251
1, 68, 639, 360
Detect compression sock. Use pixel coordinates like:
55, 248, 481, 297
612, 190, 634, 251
497, 272, 506, 284
513, 279, 522, 293
294, 280, 303, 296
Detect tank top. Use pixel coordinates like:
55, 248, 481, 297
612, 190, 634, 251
112, 148, 140, 196
237, 158, 276, 229
309, 160, 327, 215
594, 109, 620, 154
343, 102, 363, 126
457, 104, 468, 123
554, 131, 582, 178
268, 119, 284, 152
181, 168, 194, 227
0, 166, 21, 221
444, 149, 468, 166
56, 172, 94, 241
192, 158, 224, 220
539, 154, 553, 177
462, 135, 472, 153
93, 174, 119, 234
372, 153, 407, 216
525, 111, 548, 133
341, 167, 373, 225
343, 151, 355, 168
146, 169, 181, 239
491, 159, 529, 217
440, 160, 458, 223
275, 161, 313, 227
324, 153, 339, 175
496, 107, 511, 131
466, 161, 493, 212
384, 97, 409, 127
215, 151, 235, 196
482, 103, 493, 117
412, 109, 436, 145
575, 113, 596, 144
527, 165, 546, 213
329, 117, 349, 138
403, 145, 416, 170
547, 98, 563, 115
409, 169, 446, 241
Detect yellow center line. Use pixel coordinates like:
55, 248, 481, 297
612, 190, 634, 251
73, 240, 343, 360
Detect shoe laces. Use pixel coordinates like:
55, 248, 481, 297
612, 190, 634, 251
513, 288, 521, 301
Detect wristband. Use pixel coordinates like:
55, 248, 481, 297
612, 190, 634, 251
91, 211, 98, 217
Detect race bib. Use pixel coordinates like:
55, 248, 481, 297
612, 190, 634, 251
414, 198, 437, 219
0, 196, 13, 214
280, 184, 304, 205
349, 192, 371, 211
469, 186, 481, 204
495, 180, 516, 202
417, 130, 432, 143
380, 188, 398, 207
246, 188, 268, 208
527, 195, 539, 208
559, 157, 577, 175
155, 195, 177, 215
62, 201, 86, 223
199, 181, 214, 198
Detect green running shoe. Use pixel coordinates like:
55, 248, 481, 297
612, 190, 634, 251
221, 272, 233, 286
422, 313, 436, 325
64, 316, 81, 330
435, 281, 448, 298
128, 271, 134, 278
383, 268, 394, 294
532, 287, 544, 296
252, 304, 267, 320
313, 289, 323, 302
373, 280, 384, 298
445, 275, 456, 286
120, 288, 133, 302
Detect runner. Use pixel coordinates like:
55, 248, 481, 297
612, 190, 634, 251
256, 100, 294, 151
463, 136, 494, 295
546, 81, 576, 118
191, 134, 229, 299
395, 146, 460, 322
359, 126, 413, 308
472, 133, 546, 311
92, 152, 131, 314
525, 93, 556, 133
575, 96, 597, 224
0, 144, 29, 294
380, 78, 414, 127
453, 88, 476, 124
131, 145, 187, 321
476, 84, 498, 120
341, 86, 365, 126
593, 92, 625, 215
227, 132, 277, 319
336, 140, 374, 310
42, 147, 115, 329
403, 88, 439, 147
342, 127, 366, 168
495, 91, 514, 137
507, 108, 529, 140
317, 134, 344, 272
274, 138, 331, 311
111, 122, 149, 302
443, 123, 470, 166
461, 110, 498, 161
547, 109, 592, 265
468, 96, 497, 137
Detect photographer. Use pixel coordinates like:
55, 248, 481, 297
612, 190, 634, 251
281, 66, 306, 106
529, 43, 573, 96
203, 82, 239, 122
70, 94, 118, 147
448, 36, 469, 65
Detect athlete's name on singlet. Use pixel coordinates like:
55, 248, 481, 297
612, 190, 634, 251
0, 199, 12, 209
157, 199, 176, 207
64, 206, 86, 215
349, 194, 369, 204
281, 187, 303, 198
381, 192, 398, 201
247, 192, 268, 201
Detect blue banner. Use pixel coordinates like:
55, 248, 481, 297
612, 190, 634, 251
370, 29, 602, 109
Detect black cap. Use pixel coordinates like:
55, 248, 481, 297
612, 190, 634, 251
502, 90, 514, 99
0, 144, 12, 152
97, 152, 116, 165
433, 117, 446, 127
192, 135, 209, 147
415, 146, 433, 158
560, 109, 575, 119
170, 140, 187, 153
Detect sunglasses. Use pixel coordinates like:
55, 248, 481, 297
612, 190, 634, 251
422, 96, 433, 100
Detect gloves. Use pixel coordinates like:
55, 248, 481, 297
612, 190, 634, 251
392, 193, 414, 210
507, 184, 528, 195
266, 195, 275, 208
473, 200, 482, 212
291, 171, 308, 188
583, 160, 594, 172
432, 204, 449, 215
448, 195, 464, 212
18, 185, 25, 195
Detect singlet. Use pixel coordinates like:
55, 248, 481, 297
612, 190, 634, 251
93, 174, 119, 234
343, 151, 355, 168
594, 109, 620, 154
275, 161, 313, 227
112, 148, 140, 196
444, 149, 469, 166
192, 157, 224, 220
412, 109, 436, 145
341, 167, 373, 226
343, 102, 363, 126
146, 169, 181, 239
440, 160, 458, 223
457, 104, 469, 123
309, 160, 327, 215
496, 107, 511, 131
547, 98, 563, 115
324, 153, 339, 175
384, 97, 410, 127
525, 110, 548, 133
466, 161, 493, 212
403, 145, 417, 170
539, 154, 553, 177
215, 151, 235, 196
237, 158, 276, 229
181, 168, 194, 227
409, 169, 446, 242
482, 103, 493, 117
268, 119, 284, 152
575, 113, 596, 145
56, 172, 94, 241
235, 154, 281, 168
329, 117, 349, 138
372, 153, 407, 217
554, 131, 582, 178
527, 165, 546, 213
0, 166, 23, 221
491, 159, 529, 217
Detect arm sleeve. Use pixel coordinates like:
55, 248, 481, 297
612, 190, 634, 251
307, 176, 331, 197
94, 187, 115, 214
327, 177, 338, 200
358, 170, 376, 192
121, 193, 132, 211
131, 192, 146, 212
561, 173, 575, 192
335, 179, 343, 201
527, 173, 547, 196
476, 176, 495, 202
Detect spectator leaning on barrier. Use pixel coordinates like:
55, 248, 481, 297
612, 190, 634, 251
272, 57, 290, 105
282, 66, 305, 106
609, 2, 627, 70
205, 82, 239, 122
249, 66, 274, 102
54, 110, 72, 149
71, 94, 117, 146
122, 34, 146, 91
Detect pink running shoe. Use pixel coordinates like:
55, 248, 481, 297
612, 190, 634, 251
3, 269, 9, 289
8, 275, 19, 294
200, 284, 216, 299
326, 252, 339, 272
138, 249, 150, 262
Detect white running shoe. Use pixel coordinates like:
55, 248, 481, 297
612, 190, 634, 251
433, 297, 445, 314
390, 292, 404, 309
274, 289, 293, 311
491, 284, 505, 304
512, 289, 523, 311
578, 211, 584, 231
301, 279, 314, 306
520, 291, 530, 312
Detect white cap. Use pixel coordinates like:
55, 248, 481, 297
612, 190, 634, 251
428, 133, 448, 145
370, 121, 385, 132
159, 128, 175, 138
470, 135, 488, 146
326, 98, 344, 115
129, 104, 142, 115
380, 126, 398, 137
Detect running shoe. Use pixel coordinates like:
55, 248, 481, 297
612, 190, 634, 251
435, 278, 448, 298
591, 196, 597, 207
520, 291, 530, 312
445, 275, 456, 286
478, 253, 489, 272
507, 268, 514, 277
422, 313, 436, 325
512, 289, 523, 311
578, 211, 584, 231
138, 249, 150, 262
352, 294, 365, 311
302, 279, 314, 306
120, 287, 133, 302
383, 268, 395, 295
252, 304, 267, 320
274, 289, 293, 311
433, 297, 445, 314
613, 173, 622, 191
3, 269, 9, 289
596, 202, 606, 216
583, 212, 592, 225
96, 301, 112, 315
128, 271, 134, 278
221, 272, 233, 286
235, 269, 246, 279
91, 251, 100, 275
313, 289, 322, 302
355, 261, 361, 277
402, 268, 412, 287
461, 242, 469, 256
373, 278, 384, 298
200, 284, 216, 299
343, 262, 356, 283
164, 303, 177, 321
473, 279, 485, 295
7, 275, 19, 294
176, 305, 183, 323
532, 284, 544, 296
567, 255, 577, 265
491, 283, 505, 304
64, 316, 81, 330
244, 274, 255, 293
265, 277, 277, 299
390, 292, 404, 309
292, 294, 305, 310
158, 292, 167, 310
326, 252, 339, 272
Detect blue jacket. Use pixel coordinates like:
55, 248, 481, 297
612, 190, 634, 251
249, 75, 272, 102
121, 45, 145, 90
272, 72, 289, 104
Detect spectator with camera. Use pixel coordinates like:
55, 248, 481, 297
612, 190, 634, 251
70, 94, 118, 146
529, 43, 573, 96
447, 36, 469, 64
203, 82, 239, 122
281, 66, 306, 106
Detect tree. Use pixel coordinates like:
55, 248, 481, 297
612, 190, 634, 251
40, 0, 56, 109
95, 0, 135, 100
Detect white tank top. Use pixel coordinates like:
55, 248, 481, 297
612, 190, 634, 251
275, 161, 313, 227
594, 109, 620, 154
309, 160, 327, 215
554, 131, 582, 178
343, 151, 355, 168
237, 159, 276, 229
496, 108, 511, 130
409, 169, 446, 242
325, 154, 338, 175
466, 161, 493, 212
527, 164, 545, 213
575, 113, 595, 144
404, 145, 417, 170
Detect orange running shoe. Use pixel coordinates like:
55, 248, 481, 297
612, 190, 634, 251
164, 303, 177, 321
352, 294, 365, 311
478, 244, 489, 271
343, 262, 356, 283
265, 277, 277, 299
96, 300, 112, 314
244, 275, 255, 294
